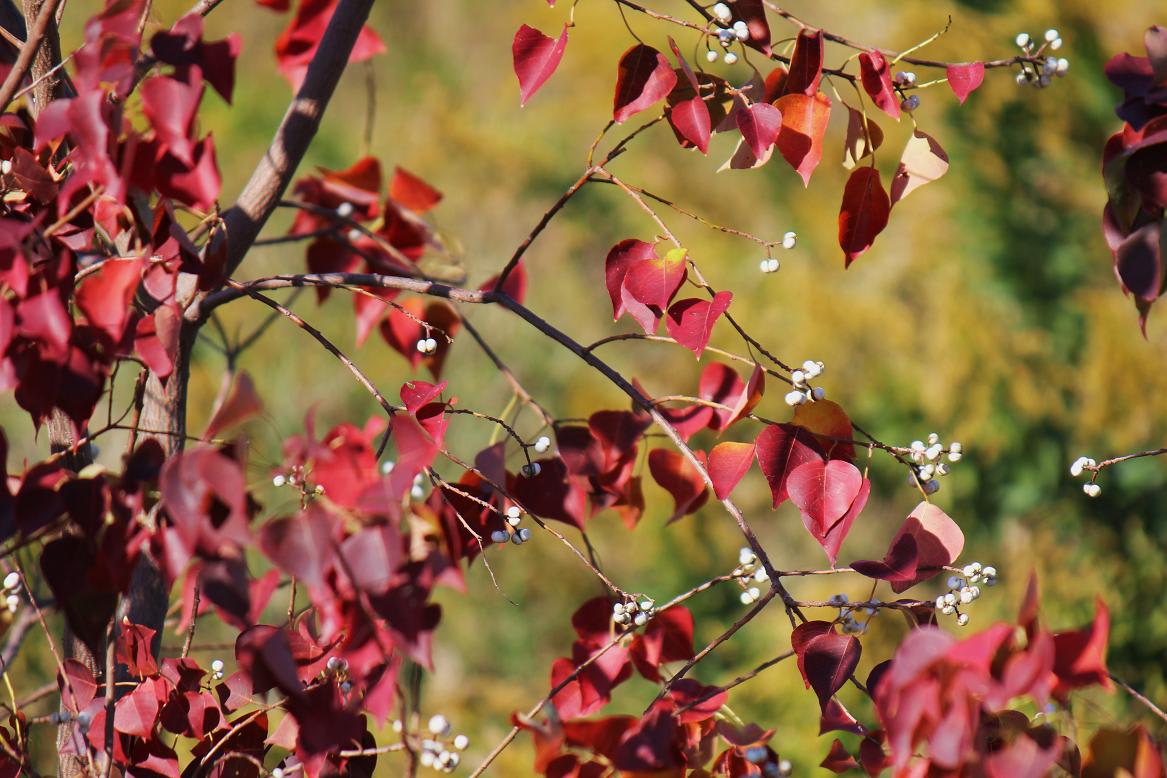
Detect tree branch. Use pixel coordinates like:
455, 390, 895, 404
0, 0, 62, 112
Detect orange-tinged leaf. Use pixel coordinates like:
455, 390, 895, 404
792, 399, 854, 461
774, 92, 831, 185
708, 441, 756, 499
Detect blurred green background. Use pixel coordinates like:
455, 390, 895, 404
5, 0, 1167, 773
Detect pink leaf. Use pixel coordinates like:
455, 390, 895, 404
838, 166, 890, 267
946, 61, 985, 105
665, 291, 732, 357
604, 239, 656, 320
787, 459, 868, 564
670, 95, 712, 154
736, 102, 783, 160
885, 502, 965, 593
613, 44, 678, 123
858, 50, 901, 119
785, 29, 824, 96
623, 247, 687, 311
75, 257, 143, 343
512, 24, 569, 106
141, 75, 203, 167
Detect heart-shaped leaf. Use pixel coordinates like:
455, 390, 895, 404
613, 44, 678, 123
512, 24, 569, 105
838, 166, 890, 267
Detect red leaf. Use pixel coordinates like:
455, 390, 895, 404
785, 29, 824, 96
838, 166, 890, 267
613, 44, 678, 123
802, 629, 862, 708
754, 423, 824, 507
842, 106, 884, 169
822, 739, 860, 773
665, 291, 732, 357
203, 371, 263, 439
512, 24, 569, 106
114, 678, 165, 737
624, 247, 687, 311
890, 130, 950, 205
668, 679, 726, 723
858, 51, 901, 119
390, 166, 442, 212
946, 61, 985, 105
274, 0, 385, 89
75, 257, 143, 343
774, 92, 831, 185
258, 506, 335, 592
1052, 599, 1111, 697
647, 449, 708, 523
59, 660, 98, 714
156, 134, 221, 211
631, 606, 694, 682
736, 101, 783, 160
480, 261, 527, 305
604, 239, 658, 325
885, 502, 965, 593
851, 533, 919, 583
788, 459, 868, 564
669, 95, 712, 154
708, 441, 755, 500
698, 362, 745, 432
400, 379, 447, 414
141, 75, 203, 166
118, 620, 160, 678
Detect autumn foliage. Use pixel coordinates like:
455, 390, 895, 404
0, 1, 1162, 777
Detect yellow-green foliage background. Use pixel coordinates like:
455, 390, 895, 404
5, 0, 1167, 773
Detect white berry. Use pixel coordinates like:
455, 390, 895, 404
336, 202, 355, 219
429, 715, 451, 735
723, 52, 738, 65
732, 20, 749, 40
1083, 482, 1101, 498
705, 49, 719, 63
782, 231, 797, 249
534, 435, 551, 453
711, 2, 732, 22
1044, 29, 1059, 42
1015, 32, 1031, 48
490, 530, 508, 544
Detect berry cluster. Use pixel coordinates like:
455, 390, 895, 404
416, 336, 439, 354
1014, 29, 1069, 88
706, 3, 749, 65
827, 593, 878, 635
407, 715, 470, 773
272, 467, 327, 497
2, 572, 20, 614
783, 359, 826, 407
733, 547, 769, 605
758, 232, 797, 274
744, 747, 793, 777
210, 658, 225, 681
612, 596, 656, 628
934, 562, 998, 627
490, 505, 533, 545
1069, 456, 1101, 497
905, 433, 961, 495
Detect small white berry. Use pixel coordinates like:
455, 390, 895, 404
613, 612, 628, 624
791, 369, 806, 386
1070, 457, 1087, 477
782, 231, 797, 249
1015, 72, 1029, 86
936, 463, 950, 477
732, 20, 749, 40
392, 720, 404, 733
747, 587, 760, 601
946, 576, 964, 590
347, 228, 362, 243
1044, 29, 1059, 42
2, 573, 19, 591
336, 202, 355, 219
1016, 32, 1031, 48
272, 474, 286, 487
723, 51, 738, 65
1051, 37, 1064, 50
711, 2, 732, 22
633, 612, 648, 626
765, 257, 780, 273
429, 715, 451, 735
812, 386, 826, 401
705, 49, 719, 63
381, 460, 395, 474
1083, 482, 1101, 498
944, 592, 957, 606
739, 547, 756, 564
982, 566, 997, 579
740, 590, 756, 605
518, 527, 532, 542
521, 462, 541, 477
425, 337, 438, 352
534, 435, 551, 454
957, 613, 970, 626
211, 659, 225, 673
959, 588, 974, 605
784, 390, 805, 407
420, 751, 435, 768
272, 769, 285, 778
506, 505, 522, 520
639, 599, 655, 612
948, 451, 963, 463
935, 595, 947, 610
925, 444, 943, 462
416, 338, 429, 354
941, 604, 956, 615
717, 28, 736, 46
0, 159, 10, 176
490, 530, 508, 544
1055, 57, 1068, 75
753, 567, 769, 582
510, 532, 524, 545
